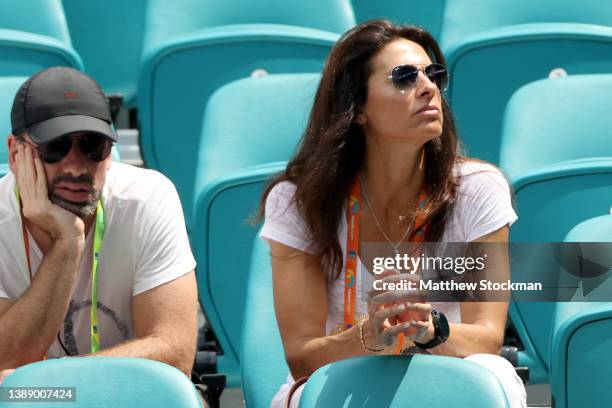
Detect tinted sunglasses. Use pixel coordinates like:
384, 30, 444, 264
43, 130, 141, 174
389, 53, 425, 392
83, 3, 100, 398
27, 133, 114, 164
386, 63, 449, 92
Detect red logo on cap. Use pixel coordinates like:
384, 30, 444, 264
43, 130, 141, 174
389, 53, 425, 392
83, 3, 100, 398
64, 91, 78, 99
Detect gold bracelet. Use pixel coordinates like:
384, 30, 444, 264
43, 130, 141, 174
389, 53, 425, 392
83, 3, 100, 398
359, 317, 384, 353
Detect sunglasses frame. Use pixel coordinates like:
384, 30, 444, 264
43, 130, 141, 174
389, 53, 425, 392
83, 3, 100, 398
22, 133, 114, 164
379, 63, 449, 93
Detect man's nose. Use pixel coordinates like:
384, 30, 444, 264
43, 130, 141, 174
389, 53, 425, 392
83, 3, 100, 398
58, 140, 89, 175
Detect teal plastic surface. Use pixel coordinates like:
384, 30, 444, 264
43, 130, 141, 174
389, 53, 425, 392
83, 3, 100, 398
446, 24, 612, 164
300, 355, 510, 407
350, 0, 446, 39
440, 0, 612, 48
0, 0, 81, 75
143, 0, 354, 51
138, 26, 336, 229
190, 74, 319, 385
0, 29, 83, 75
0, 357, 202, 407
0, 77, 28, 167
62, 0, 148, 107
500, 75, 612, 178
549, 216, 612, 408
509, 164, 612, 379
0, 0, 71, 45
241, 237, 290, 408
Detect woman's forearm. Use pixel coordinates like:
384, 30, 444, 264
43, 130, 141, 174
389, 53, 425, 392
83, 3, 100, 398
428, 322, 503, 357
286, 322, 395, 379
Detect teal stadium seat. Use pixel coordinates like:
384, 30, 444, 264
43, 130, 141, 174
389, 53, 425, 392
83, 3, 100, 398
442, 0, 612, 164
549, 215, 612, 408
191, 74, 320, 386
62, 0, 148, 107
242, 238, 511, 408
0, 78, 27, 177
351, 0, 446, 40
0, 0, 82, 75
0, 357, 202, 408
499, 75, 612, 383
138, 0, 354, 229
241, 237, 290, 407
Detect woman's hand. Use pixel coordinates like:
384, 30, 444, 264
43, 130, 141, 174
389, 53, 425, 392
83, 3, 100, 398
364, 269, 433, 349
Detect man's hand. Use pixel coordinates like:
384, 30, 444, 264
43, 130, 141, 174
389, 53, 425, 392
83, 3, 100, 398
0, 369, 15, 385
15, 144, 84, 241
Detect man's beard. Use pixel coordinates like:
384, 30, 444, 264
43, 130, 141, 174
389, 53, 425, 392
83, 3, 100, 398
48, 174, 100, 219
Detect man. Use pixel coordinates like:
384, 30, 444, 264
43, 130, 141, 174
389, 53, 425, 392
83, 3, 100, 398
0, 67, 197, 383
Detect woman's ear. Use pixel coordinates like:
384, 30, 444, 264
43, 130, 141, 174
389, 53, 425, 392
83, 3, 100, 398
354, 109, 367, 125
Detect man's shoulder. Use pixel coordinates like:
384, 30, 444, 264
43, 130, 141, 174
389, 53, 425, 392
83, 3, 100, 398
104, 163, 176, 203
0, 173, 18, 226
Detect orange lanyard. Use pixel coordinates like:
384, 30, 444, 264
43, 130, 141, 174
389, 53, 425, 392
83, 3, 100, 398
344, 177, 428, 353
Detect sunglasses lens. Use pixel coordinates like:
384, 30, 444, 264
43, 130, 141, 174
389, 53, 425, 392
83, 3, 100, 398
425, 64, 449, 91
79, 134, 112, 162
79, 134, 113, 162
391, 65, 418, 90
39, 137, 72, 164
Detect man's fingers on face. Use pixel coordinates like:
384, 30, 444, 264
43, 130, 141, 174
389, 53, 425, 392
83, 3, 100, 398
33, 153, 48, 194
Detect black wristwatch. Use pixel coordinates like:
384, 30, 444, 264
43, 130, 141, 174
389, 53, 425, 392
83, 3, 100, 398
415, 309, 449, 350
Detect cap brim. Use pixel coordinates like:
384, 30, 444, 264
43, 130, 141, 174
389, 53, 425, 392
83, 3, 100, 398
27, 115, 116, 144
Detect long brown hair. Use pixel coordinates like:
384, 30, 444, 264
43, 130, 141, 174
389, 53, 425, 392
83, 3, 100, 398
260, 19, 463, 279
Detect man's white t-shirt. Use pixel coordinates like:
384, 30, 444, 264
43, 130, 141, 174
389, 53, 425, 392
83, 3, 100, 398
260, 159, 518, 333
0, 162, 196, 357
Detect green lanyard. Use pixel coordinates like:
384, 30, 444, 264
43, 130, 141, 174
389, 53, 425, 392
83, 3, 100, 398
14, 187, 105, 354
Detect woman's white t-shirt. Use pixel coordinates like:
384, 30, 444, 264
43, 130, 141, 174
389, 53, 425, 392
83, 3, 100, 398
260, 160, 518, 332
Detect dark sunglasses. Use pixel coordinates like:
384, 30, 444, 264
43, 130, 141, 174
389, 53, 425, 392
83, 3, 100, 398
387, 63, 449, 92
27, 133, 114, 164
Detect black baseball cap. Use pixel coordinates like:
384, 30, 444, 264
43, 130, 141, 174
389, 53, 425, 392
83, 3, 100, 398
11, 67, 116, 144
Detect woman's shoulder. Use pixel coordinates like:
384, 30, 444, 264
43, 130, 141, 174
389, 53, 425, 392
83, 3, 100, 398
266, 180, 298, 208
452, 158, 511, 196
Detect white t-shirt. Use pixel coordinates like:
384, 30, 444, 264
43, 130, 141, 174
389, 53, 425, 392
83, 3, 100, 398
260, 160, 518, 333
0, 162, 196, 357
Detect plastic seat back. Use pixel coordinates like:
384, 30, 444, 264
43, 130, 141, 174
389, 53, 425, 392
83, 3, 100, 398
440, 0, 612, 47
300, 355, 510, 407
0, 0, 82, 75
0, 77, 27, 170
443, 0, 612, 164
139, 0, 352, 228
0, 0, 71, 43
351, 0, 446, 39
499, 76, 612, 382
62, 0, 148, 106
191, 74, 318, 385
144, 0, 354, 50
550, 215, 612, 408
241, 237, 290, 407
500, 75, 612, 178
1, 357, 202, 408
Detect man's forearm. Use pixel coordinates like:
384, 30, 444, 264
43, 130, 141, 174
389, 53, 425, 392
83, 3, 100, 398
0, 237, 83, 368
89, 335, 195, 377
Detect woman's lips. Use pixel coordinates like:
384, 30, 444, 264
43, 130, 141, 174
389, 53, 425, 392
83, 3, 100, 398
415, 105, 440, 116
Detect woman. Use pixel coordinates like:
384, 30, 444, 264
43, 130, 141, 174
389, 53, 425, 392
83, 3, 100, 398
259, 20, 526, 408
